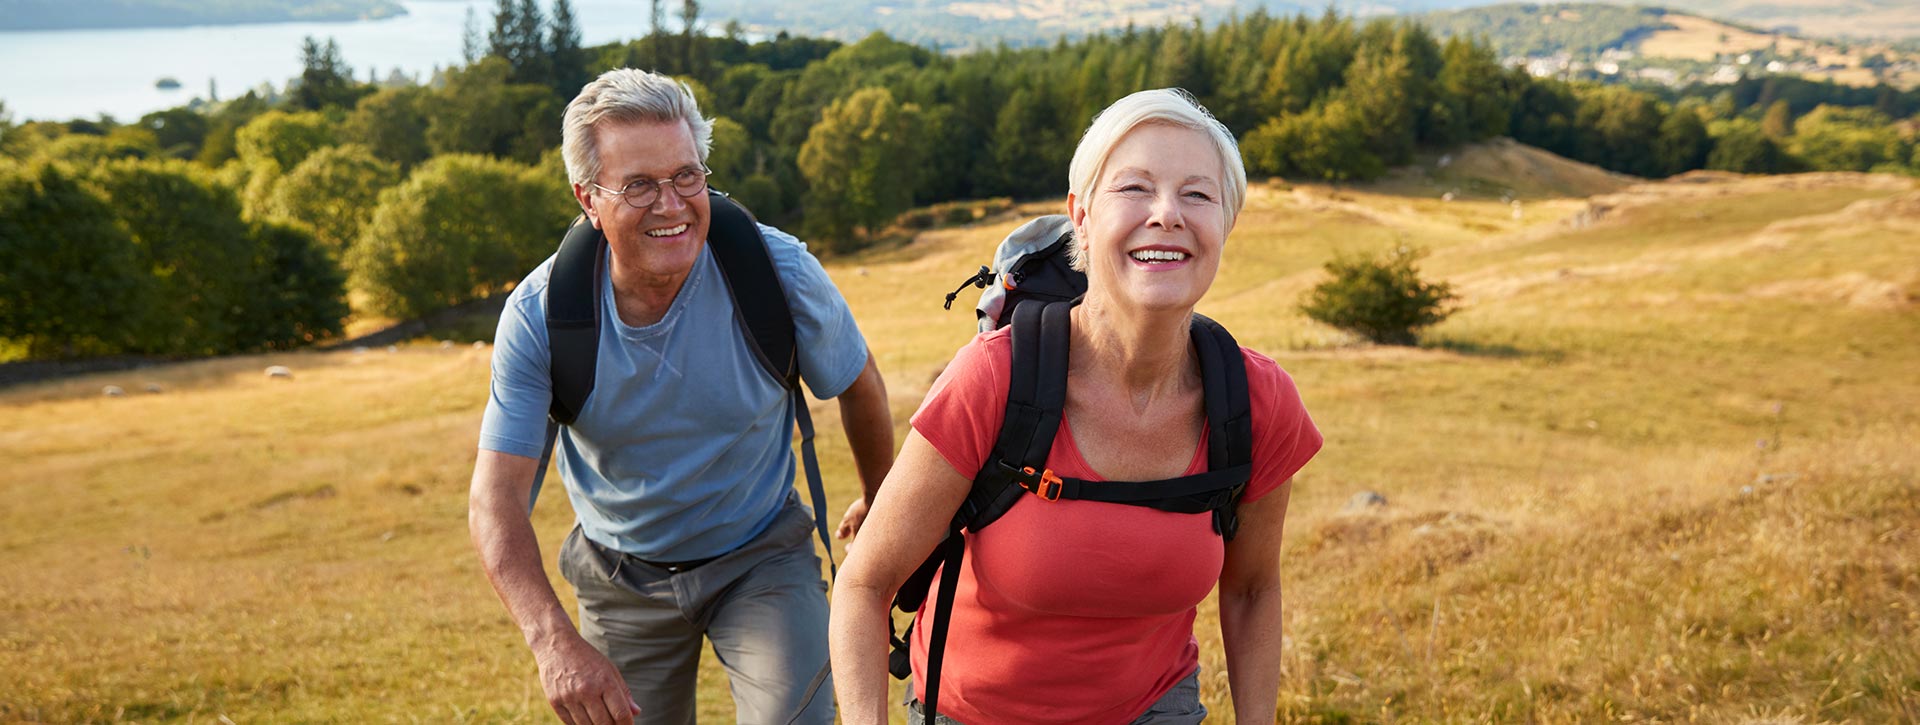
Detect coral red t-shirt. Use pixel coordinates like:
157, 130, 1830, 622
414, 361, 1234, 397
907, 326, 1322, 724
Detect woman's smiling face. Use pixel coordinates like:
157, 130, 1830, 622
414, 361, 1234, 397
1073, 123, 1230, 314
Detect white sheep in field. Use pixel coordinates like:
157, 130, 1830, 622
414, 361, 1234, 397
265, 365, 293, 380
102, 385, 125, 397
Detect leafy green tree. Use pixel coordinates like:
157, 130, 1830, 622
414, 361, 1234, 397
1342, 40, 1419, 167
1789, 105, 1908, 172
348, 154, 571, 317
1508, 77, 1580, 159
462, 5, 484, 64
733, 172, 784, 221
139, 107, 210, 160
508, 88, 566, 163
1243, 97, 1382, 181
1572, 85, 1665, 177
488, 0, 551, 87
549, 0, 589, 93
706, 116, 754, 188
196, 92, 272, 166
89, 158, 271, 354
235, 110, 337, 170
1706, 118, 1783, 174
265, 144, 401, 257
1760, 99, 1794, 139
1300, 246, 1457, 346
681, 0, 705, 80
1435, 35, 1510, 143
0, 160, 148, 357
1654, 108, 1710, 176
234, 220, 348, 349
768, 33, 932, 152
426, 58, 554, 161
796, 87, 926, 249
36, 128, 161, 163
1150, 26, 1204, 93
292, 36, 361, 110
985, 87, 1068, 198
1261, 12, 1354, 117
344, 86, 431, 169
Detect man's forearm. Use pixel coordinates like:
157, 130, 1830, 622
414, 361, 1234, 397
838, 352, 895, 502
469, 453, 577, 651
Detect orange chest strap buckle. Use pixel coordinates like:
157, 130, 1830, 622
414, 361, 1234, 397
1018, 466, 1065, 501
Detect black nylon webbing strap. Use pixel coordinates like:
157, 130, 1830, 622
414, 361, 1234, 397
921, 532, 965, 721
702, 192, 838, 578
705, 191, 794, 384
546, 216, 604, 424
532, 216, 606, 510
1047, 465, 1252, 508
1190, 313, 1253, 539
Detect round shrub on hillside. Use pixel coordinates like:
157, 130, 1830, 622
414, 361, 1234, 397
349, 154, 572, 319
1300, 246, 1458, 346
235, 110, 337, 171
266, 144, 401, 257
0, 161, 148, 357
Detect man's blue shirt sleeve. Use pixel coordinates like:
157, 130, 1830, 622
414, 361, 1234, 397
479, 271, 556, 459
760, 223, 868, 400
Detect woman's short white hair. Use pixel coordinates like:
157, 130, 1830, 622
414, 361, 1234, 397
1065, 88, 1247, 271
561, 68, 713, 187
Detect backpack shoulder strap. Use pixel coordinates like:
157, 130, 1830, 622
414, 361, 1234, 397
960, 298, 1072, 530
910, 303, 1074, 723
546, 216, 605, 425
702, 190, 839, 581
703, 190, 795, 384
1189, 313, 1254, 540
530, 216, 606, 512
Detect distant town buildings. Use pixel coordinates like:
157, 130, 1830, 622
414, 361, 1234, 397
1501, 43, 1917, 89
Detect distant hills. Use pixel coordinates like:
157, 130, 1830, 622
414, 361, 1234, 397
1419, 4, 1920, 89
692, 0, 1918, 47
0, 0, 405, 31
9, 0, 1915, 48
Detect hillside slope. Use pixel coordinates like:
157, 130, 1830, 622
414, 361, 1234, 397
3, 167, 1916, 721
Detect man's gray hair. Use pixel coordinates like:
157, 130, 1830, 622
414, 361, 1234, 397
561, 68, 713, 187
1064, 88, 1248, 271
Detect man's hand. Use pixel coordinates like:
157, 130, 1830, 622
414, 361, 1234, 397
535, 633, 641, 725
836, 497, 871, 540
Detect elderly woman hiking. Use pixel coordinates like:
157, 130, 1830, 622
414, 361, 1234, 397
829, 88, 1323, 724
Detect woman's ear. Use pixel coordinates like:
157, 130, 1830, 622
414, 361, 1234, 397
1066, 194, 1088, 242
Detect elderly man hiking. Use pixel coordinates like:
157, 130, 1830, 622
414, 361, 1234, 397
469, 68, 894, 725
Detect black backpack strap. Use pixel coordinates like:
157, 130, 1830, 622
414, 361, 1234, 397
1190, 313, 1253, 540
705, 192, 837, 582
705, 191, 796, 384
903, 300, 1071, 719
531, 216, 606, 511
959, 299, 1073, 529
546, 216, 605, 424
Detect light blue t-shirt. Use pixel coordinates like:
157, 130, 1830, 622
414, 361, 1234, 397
479, 223, 868, 561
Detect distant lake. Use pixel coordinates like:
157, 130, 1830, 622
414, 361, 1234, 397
0, 1, 679, 122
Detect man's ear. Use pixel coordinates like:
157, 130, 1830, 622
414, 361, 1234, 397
571, 183, 602, 229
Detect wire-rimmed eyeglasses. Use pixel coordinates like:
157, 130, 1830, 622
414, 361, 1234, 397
590, 165, 711, 209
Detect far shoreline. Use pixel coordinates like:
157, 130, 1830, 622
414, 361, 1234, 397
0, 1, 408, 34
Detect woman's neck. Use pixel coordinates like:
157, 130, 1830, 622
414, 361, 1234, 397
1070, 295, 1196, 412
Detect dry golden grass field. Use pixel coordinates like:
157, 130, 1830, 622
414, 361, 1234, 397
3, 142, 1918, 723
